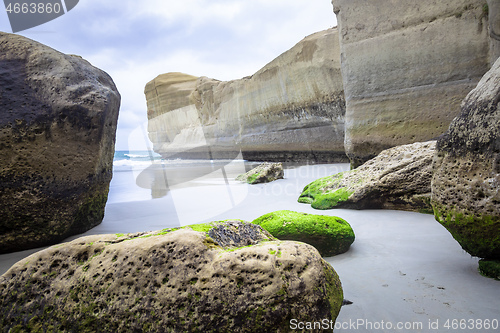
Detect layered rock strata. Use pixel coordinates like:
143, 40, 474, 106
432, 57, 500, 261
145, 28, 346, 162
0, 221, 343, 332
487, 0, 500, 63
299, 141, 436, 212
332, 0, 493, 167
0, 32, 120, 253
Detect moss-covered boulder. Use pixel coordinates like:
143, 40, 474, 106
252, 210, 355, 256
431, 57, 500, 260
236, 162, 284, 184
479, 259, 500, 280
298, 141, 435, 212
0, 221, 343, 332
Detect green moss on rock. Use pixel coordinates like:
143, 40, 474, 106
478, 259, 500, 280
311, 188, 354, 210
236, 162, 284, 184
73, 188, 109, 233
298, 173, 355, 210
252, 210, 355, 256
433, 204, 500, 259
322, 260, 344, 318
0, 225, 343, 332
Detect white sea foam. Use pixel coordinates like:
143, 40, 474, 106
124, 153, 152, 158
113, 159, 160, 168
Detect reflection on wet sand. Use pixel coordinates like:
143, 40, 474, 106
135, 156, 261, 199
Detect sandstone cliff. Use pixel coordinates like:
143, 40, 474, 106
332, 0, 495, 167
145, 28, 346, 162
0, 32, 120, 253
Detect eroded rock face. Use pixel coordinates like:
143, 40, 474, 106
332, 0, 492, 167
431, 57, 500, 260
236, 162, 284, 184
0, 32, 120, 253
0, 222, 343, 332
299, 141, 436, 212
487, 0, 500, 63
145, 28, 346, 163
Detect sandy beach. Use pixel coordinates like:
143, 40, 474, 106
1, 160, 499, 332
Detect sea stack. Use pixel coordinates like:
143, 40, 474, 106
145, 28, 347, 163
0, 32, 120, 253
333, 0, 494, 167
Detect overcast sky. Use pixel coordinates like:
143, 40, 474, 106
1, 0, 337, 150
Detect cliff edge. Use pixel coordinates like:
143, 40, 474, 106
145, 28, 347, 162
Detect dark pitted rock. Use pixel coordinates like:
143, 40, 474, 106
299, 141, 436, 212
0, 222, 343, 332
236, 162, 284, 184
431, 57, 500, 260
0, 32, 120, 253
207, 220, 273, 248
252, 210, 355, 257
479, 259, 500, 280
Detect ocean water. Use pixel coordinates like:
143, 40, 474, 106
109, 150, 259, 204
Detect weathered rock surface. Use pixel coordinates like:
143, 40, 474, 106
479, 259, 500, 280
431, 57, 500, 260
487, 0, 500, 63
236, 162, 284, 184
0, 32, 120, 253
145, 28, 347, 162
332, 0, 493, 167
252, 210, 355, 257
299, 141, 436, 212
0, 221, 343, 332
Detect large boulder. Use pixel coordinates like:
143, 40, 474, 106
236, 162, 284, 184
332, 0, 493, 167
145, 28, 347, 163
252, 210, 355, 257
0, 221, 343, 332
0, 32, 120, 253
299, 141, 436, 212
431, 57, 500, 260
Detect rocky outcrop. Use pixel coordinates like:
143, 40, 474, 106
479, 259, 500, 280
236, 162, 284, 184
431, 57, 500, 260
0, 221, 343, 332
252, 210, 355, 257
145, 28, 346, 162
0, 32, 120, 253
487, 0, 500, 63
332, 0, 493, 167
299, 141, 436, 212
